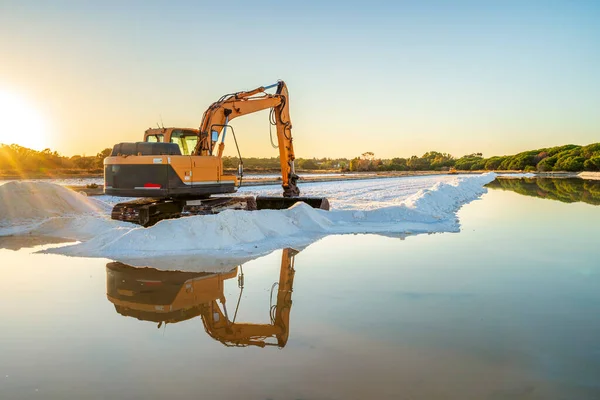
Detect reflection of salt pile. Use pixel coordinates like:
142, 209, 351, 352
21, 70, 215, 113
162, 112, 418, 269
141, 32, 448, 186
0, 181, 109, 223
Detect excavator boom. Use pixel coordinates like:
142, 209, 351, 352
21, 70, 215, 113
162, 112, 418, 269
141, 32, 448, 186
195, 81, 298, 196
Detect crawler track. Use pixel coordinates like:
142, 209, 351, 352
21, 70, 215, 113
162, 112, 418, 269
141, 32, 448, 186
111, 196, 329, 227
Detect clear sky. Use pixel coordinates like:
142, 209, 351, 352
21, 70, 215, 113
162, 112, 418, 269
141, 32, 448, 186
0, 0, 598, 159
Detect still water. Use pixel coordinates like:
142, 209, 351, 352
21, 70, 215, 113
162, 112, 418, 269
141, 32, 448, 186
0, 178, 599, 399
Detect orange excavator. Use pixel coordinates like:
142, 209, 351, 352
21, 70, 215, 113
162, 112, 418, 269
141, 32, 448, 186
106, 248, 298, 348
104, 81, 329, 226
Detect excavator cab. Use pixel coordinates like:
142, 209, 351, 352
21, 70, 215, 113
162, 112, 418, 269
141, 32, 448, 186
144, 128, 200, 156
106, 248, 299, 348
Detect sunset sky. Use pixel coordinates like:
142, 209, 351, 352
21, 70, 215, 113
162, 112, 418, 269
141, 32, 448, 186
1, 0, 599, 159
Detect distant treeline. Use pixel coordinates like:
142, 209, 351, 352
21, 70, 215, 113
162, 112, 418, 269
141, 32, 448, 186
228, 143, 600, 172
487, 177, 600, 206
2, 142, 599, 177
343, 143, 600, 172
0, 144, 111, 176
222, 156, 350, 171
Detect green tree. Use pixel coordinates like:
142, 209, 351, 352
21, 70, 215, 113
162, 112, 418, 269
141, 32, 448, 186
298, 158, 319, 170
94, 148, 112, 168
407, 155, 430, 170
484, 156, 505, 170
554, 156, 585, 172
537, 156, 557, 171
584, 156, 600, 171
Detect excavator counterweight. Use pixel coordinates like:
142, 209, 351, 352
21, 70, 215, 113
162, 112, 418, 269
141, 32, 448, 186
104, 81, 329, 226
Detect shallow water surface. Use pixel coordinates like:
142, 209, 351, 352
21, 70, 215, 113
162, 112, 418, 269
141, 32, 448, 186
1, 178, 599, 399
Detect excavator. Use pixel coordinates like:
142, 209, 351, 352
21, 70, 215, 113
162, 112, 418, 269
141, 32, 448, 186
106, 248, 298, 348
105, 80, 329, 226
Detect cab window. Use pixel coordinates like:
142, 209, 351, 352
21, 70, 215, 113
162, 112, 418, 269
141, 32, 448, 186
146, 134, 164, 143
170, 130, 199, 155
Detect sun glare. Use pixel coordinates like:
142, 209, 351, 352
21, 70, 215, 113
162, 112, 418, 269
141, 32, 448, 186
0, 90, 50, 150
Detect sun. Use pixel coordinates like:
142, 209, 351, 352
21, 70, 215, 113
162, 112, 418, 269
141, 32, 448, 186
0, 90, 50, 150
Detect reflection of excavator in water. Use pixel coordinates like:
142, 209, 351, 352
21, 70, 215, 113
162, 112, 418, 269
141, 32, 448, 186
104, 80, 329, 226
106, 249, 298, 348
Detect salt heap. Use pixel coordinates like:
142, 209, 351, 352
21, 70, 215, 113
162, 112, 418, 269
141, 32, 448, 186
0, 181, 109, 224
49, 173, 496, 260
0, 174, 497, 262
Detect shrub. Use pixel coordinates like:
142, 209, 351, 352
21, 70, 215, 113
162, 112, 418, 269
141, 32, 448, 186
554, 156, 585, 172
584, 156, 600, 171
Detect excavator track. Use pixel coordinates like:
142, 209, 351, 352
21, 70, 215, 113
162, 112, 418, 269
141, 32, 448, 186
111, 196, 329, 227
111, 197, 256, 227
183, 196, 258, 215
111, 198, 185, 227
255, 196, 330, 211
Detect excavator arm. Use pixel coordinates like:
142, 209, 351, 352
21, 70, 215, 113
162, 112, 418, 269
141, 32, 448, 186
195, 81, 299, 197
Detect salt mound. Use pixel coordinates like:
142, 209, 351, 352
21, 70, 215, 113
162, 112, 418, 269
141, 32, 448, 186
56, 202, 328, 258
48, 174, 496, 260
0, 181, 109, 223
1, 173, 497, 262
403, 174, 491, 218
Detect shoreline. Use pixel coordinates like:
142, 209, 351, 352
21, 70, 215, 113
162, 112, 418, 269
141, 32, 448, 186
242, 170, 480, 186
60, 171, 464, 195
3, 170, 598, 196
577, 172, 600, 180
4, 169, 599, 182
0, 170, 470, 181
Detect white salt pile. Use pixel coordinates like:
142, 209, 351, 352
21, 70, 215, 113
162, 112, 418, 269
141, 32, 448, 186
0, 174, 497, 262
0, 181, 109, 223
